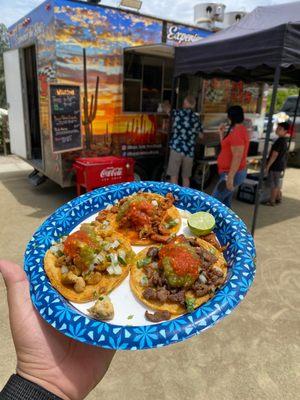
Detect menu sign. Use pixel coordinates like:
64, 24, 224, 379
50, 84, 82, 153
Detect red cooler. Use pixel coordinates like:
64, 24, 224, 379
73, 156, 135, 196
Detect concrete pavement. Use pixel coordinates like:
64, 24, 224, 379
0, 155, 299, 400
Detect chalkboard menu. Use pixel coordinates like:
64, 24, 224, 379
50, 84, 82, 153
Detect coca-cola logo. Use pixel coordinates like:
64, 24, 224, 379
100, 167, 123, 178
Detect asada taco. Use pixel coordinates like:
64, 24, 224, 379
130, 235, 227, 320
44, 224, 135, 303
96, 192, 181, 246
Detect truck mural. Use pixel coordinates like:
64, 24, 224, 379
6, 0, 210, 186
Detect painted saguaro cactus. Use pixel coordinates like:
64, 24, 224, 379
82, 48, 100, 150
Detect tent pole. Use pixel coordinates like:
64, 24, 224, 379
288, 88, 300, 150
251, 65, 281, 236
162, 76, 178, 181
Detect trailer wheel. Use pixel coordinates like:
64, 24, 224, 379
134, 164, 148, 182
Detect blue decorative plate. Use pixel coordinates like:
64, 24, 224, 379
24, 182, 256, 350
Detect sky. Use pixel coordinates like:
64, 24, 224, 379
0, 0, 296, 27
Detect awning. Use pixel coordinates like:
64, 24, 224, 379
124, 44, 175, 59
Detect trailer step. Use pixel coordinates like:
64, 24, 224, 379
28, 170, 47, 186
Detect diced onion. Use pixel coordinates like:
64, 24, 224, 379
83, 263, 96, 276
110, 253, 119, 266
199, 273, 207, 284
50, 244, 63, 255
151, 200, 158, 207
94, 253, 104, 264
61, 266, 69, 274
107, 264, 122, 276
110, 240, 120, 249
118, 250, 126, 263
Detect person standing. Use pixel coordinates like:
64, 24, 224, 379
212, 105, 250, 208
264, 122, 289, 206
166, 96, 202, 188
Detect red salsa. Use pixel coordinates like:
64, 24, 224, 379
126, 200, 154, 228
63, 231, 95, 258
159, 243, 199, 279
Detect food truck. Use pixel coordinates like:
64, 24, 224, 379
4, 0, 265, 187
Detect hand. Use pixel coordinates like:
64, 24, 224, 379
218, 123, 226, 135
226, 175, 235, 191
0, 260, 115, 400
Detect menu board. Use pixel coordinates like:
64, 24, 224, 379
50, 84, 82, 153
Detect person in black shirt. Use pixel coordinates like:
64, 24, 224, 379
265, 122, 289, 206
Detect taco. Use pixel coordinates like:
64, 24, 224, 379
96, 192, 181, 246
130, 235, 227, 318
44, 224, 135, 303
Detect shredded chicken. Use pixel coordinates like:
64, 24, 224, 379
61, 271, 86, 293
88, 297, 114, 321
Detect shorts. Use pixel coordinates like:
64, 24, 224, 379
268, 170, 283, 189
167, 149, 194, 179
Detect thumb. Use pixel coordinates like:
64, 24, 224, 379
0, 260, 31, 310
0, 260, 28, 287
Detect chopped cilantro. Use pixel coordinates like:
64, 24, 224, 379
165, 219, 179, 229
140, 276, 149, 286
185, 298, 196, 313
99, 296, 104, 301
137, 257, 152, 269
127, 315, 134, 320
118, 256, 127, 265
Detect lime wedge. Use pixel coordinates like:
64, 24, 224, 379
187, 212, 216, 236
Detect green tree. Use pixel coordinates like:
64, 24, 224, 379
0, 24, 9, 109
267, 87, 299, 113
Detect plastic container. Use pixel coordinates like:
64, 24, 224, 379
73, 156, 135, 196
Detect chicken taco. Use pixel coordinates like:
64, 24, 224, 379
44, 224, 135, 303
96, 192, 181, 245
130, 235, 227, 320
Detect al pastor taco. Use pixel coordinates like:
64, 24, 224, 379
44, 224, 134, 303
130, 235, 227, 318
96, 192, 181, 245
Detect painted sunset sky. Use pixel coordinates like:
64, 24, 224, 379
55, 0, 163, 137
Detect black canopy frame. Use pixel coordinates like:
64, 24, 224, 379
173, 1, 300, 236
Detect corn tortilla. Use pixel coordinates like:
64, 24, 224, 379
130, 238, 227, 315
98, 193, 181, 246
44, 232, 135, 303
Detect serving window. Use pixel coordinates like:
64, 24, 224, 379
123, 51, 173, 113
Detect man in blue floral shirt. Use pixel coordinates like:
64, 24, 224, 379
167, 96, 202, 187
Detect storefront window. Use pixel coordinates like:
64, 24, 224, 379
123, 52, 173, 113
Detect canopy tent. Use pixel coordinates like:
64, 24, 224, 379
174, 1, 300, 85
174, 1, 300, 236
